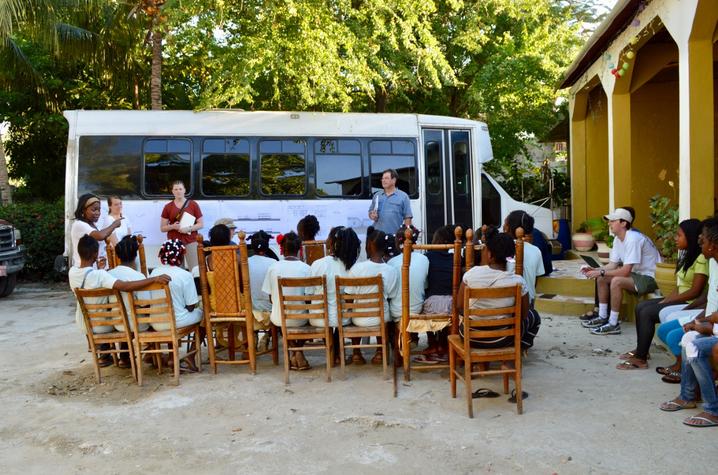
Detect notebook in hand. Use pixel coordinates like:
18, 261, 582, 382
580, 254, 601, 269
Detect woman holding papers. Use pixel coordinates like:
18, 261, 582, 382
160, 180, 204, 270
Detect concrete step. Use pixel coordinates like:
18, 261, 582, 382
536, 276, 595, 297
535, 294, 594, 316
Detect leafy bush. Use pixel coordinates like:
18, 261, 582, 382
649, 194, 679, 262
577, 217, 614, 247
0, 199, 65, 280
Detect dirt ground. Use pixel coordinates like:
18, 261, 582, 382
1, 283, 717, 474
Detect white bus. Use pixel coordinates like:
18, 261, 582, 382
63, 110, 551, 266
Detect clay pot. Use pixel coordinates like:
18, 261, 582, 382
572, 232, 595, 252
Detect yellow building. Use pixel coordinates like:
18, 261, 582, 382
561, 0, 717, 232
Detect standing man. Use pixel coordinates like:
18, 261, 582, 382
368, 169, 412, 234
582, 208, 660, 335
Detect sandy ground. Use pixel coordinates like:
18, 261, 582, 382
1, 283, 717, 474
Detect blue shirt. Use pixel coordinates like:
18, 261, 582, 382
371, 189, 412, 234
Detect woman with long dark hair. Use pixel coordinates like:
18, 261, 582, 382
617, 219, 707, 370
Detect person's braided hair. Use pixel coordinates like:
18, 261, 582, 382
158, 239, 186, 266
280, 231, 302, 256
297, 215, 320, 240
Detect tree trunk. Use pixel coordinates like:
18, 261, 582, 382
374, 85, 387, 113
134, 77, 141, 109
0, 135, 12, 205
150, 21, 163, 110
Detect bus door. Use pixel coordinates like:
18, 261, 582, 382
422, 129, 473, 239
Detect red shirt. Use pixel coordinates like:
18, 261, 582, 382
161, 200, 203, 245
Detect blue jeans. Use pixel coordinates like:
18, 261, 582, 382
657, 319, 684, 356
679, 336, 718, 416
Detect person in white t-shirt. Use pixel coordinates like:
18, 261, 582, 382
70, 194, 124, 268
69, 235, 170, 367
458, 227, 529, 350
308, 227, 361, 365
248, 230, 278, 316
388, 224, 429, 322
504, 210, 544, 349
346, 226, 398, 365
582, 208, 660, 335
262, 232, 312, 370
102, 195, 132, 246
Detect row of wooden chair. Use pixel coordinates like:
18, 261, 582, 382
75, 283, 201, 386
79, 226, 527, 417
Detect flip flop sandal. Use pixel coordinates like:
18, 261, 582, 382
619, 350, 650, 360
661, 371, 681, 384
508, 389, 528, 403
616, 359, 648, 370
296, 361, 312, 371
413, 355, 439, 365
659, 399, 696, 412
683, 413, 718, 427
472, 388, 500, 399
655, 366, 676, 375
97, 357, 113, 368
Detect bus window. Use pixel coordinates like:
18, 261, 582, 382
453, 141, 469, 195
425, 140, 441, 195
260, 139, 306, 196
369, 139, 417, 197
315, 139, 362, 197
481, 173, 502, 228
143, 138, 192, 196
201, 138, 251, 196
78, 136, 142, 198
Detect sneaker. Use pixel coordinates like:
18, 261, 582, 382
590, 323, 621, 335
581, 316, 608, 328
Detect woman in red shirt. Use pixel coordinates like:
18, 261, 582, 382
160, 180, 204, 270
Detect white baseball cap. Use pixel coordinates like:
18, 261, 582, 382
604, 208, 633, 223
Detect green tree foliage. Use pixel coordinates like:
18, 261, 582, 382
3, 0, 602, 202
0, 198, 65, 278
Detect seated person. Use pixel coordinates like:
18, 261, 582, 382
262, 232, 312, 370
457, 227, 529, 349
659, 321, 718, 427
149, 240, 204, 332
581, 207, 660, 335
248, 230, 278, 323
618, 219, 707, 370
419, 225, 457, 361
530, 227, 553, 276
108, 235, 152, 333
387, 224, 429, 358
69, 235, 170, 366
297, 214, 323, 263
504, 210, 544, 349
309, 226, 360, 328
347, 226, 398, 365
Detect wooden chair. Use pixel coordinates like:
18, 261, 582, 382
277, 276, 333, 384
393, 226, 463, 394
465, 227, 524, 274
105, 235, 148, 276
128, 282, 201, 386
74, 287, 137, 383
336, 275, 389, 379
448, 285, 524, 418
197, 232, 279, 374
302, 240, 326, 265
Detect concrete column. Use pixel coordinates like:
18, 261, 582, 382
609, 93, 632, 210
677, 39, 715, 220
